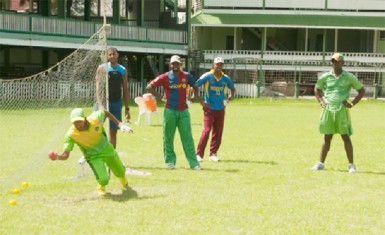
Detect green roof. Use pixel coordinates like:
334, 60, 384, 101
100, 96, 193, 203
191, 12, 385, 29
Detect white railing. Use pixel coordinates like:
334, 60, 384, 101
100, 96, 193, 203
0, 80, 257, 100
0, 12, 29, 31
0, 12, 186, 44
1, 80, 383, 100
203, 50, 385, 64
204, 0, 261, 8
202, 0, 385, 11
31, 17, 95, 36
146, 28, 186, 43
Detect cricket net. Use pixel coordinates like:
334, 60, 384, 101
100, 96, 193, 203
0, 25, 109, 194
226, 57, 259, 98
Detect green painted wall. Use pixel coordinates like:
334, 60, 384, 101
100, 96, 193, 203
377, 34, 385, 53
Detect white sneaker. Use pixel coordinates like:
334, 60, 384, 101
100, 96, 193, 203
348, 163, 357, 173
78, 156, 86, 165
209, 155, 220, 162
196, 155, 203, 162
192, 165, 202, 170
167, 164, 175, 170
311, 162, 325, 170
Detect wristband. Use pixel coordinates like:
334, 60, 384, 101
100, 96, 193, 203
125, 107, 130, 111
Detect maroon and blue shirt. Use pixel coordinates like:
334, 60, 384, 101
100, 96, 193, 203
196, 70, 235, 111
150, 71, 195, 111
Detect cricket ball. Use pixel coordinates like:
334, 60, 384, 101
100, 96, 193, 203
48, 151, 56, 160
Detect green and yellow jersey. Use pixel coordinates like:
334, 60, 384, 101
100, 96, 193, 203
64, 110, 109, 156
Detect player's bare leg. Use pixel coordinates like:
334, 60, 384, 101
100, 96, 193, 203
341, 134, 353, 163
320, 134, 333, 163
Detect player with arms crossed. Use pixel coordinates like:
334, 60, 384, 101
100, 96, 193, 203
49, 107, 133, 195
311, 53, 365, 173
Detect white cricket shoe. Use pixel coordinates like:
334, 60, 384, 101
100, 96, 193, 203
167, 164, 175, 170
192, 165, 202, 170
196, 155, 203, 162
348, 163, 357, 173
78, 156, 86, 165
209, 154, 220, 162
311, 162, 325, 171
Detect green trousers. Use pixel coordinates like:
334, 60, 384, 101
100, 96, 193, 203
163, 109, 199, 168
86, 143, 126, 186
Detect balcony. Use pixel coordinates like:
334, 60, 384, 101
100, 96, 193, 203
0, 11, 187, 52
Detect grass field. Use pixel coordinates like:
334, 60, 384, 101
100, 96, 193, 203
1, 98, 385, 234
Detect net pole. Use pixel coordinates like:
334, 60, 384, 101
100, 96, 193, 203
102, 0, 110, 133
103, 0, 107, 25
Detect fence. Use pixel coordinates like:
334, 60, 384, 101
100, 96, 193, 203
1, 79, 383, 103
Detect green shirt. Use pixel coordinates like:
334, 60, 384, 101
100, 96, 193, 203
316, 70, 363, 111
64, 110, 109, 156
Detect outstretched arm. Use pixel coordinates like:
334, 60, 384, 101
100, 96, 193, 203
95, 65, 106, 109
49, 150, 70, 161
102, 107, 133, 133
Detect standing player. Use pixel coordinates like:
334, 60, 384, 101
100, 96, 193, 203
311, 53, 365, 173
49, 108, 133, 195
146, 55, 202, 170
195, 57, 236, 162
95, 47, 131, 149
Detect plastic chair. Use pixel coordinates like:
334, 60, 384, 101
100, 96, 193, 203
134, 94, 159, 126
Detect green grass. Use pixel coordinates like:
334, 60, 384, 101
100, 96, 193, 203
1, 98, 385, 234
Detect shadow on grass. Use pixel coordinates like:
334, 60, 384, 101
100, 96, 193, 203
221, 159, 278, 165
134, 166, 239, 172
358, 171, 385, 175
198, 168, 240, 173
329, 168, 385, 175
103, 187, 138, 201
129, 166, 246, 174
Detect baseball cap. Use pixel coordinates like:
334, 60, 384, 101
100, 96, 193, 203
70, 108, 85, 123
170, 55, 182, 63
331, 53, 344, 62
214, 57, 224, 64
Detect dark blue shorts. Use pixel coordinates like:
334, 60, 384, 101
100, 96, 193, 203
94, 100, 122, 130
108, 100, 122, 130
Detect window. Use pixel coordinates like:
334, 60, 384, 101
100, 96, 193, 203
380, 31, 385, 40
226, 36, 234, 50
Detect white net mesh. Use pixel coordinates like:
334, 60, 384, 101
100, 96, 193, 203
0, 25, 109, 193
226, 58, 259, 84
